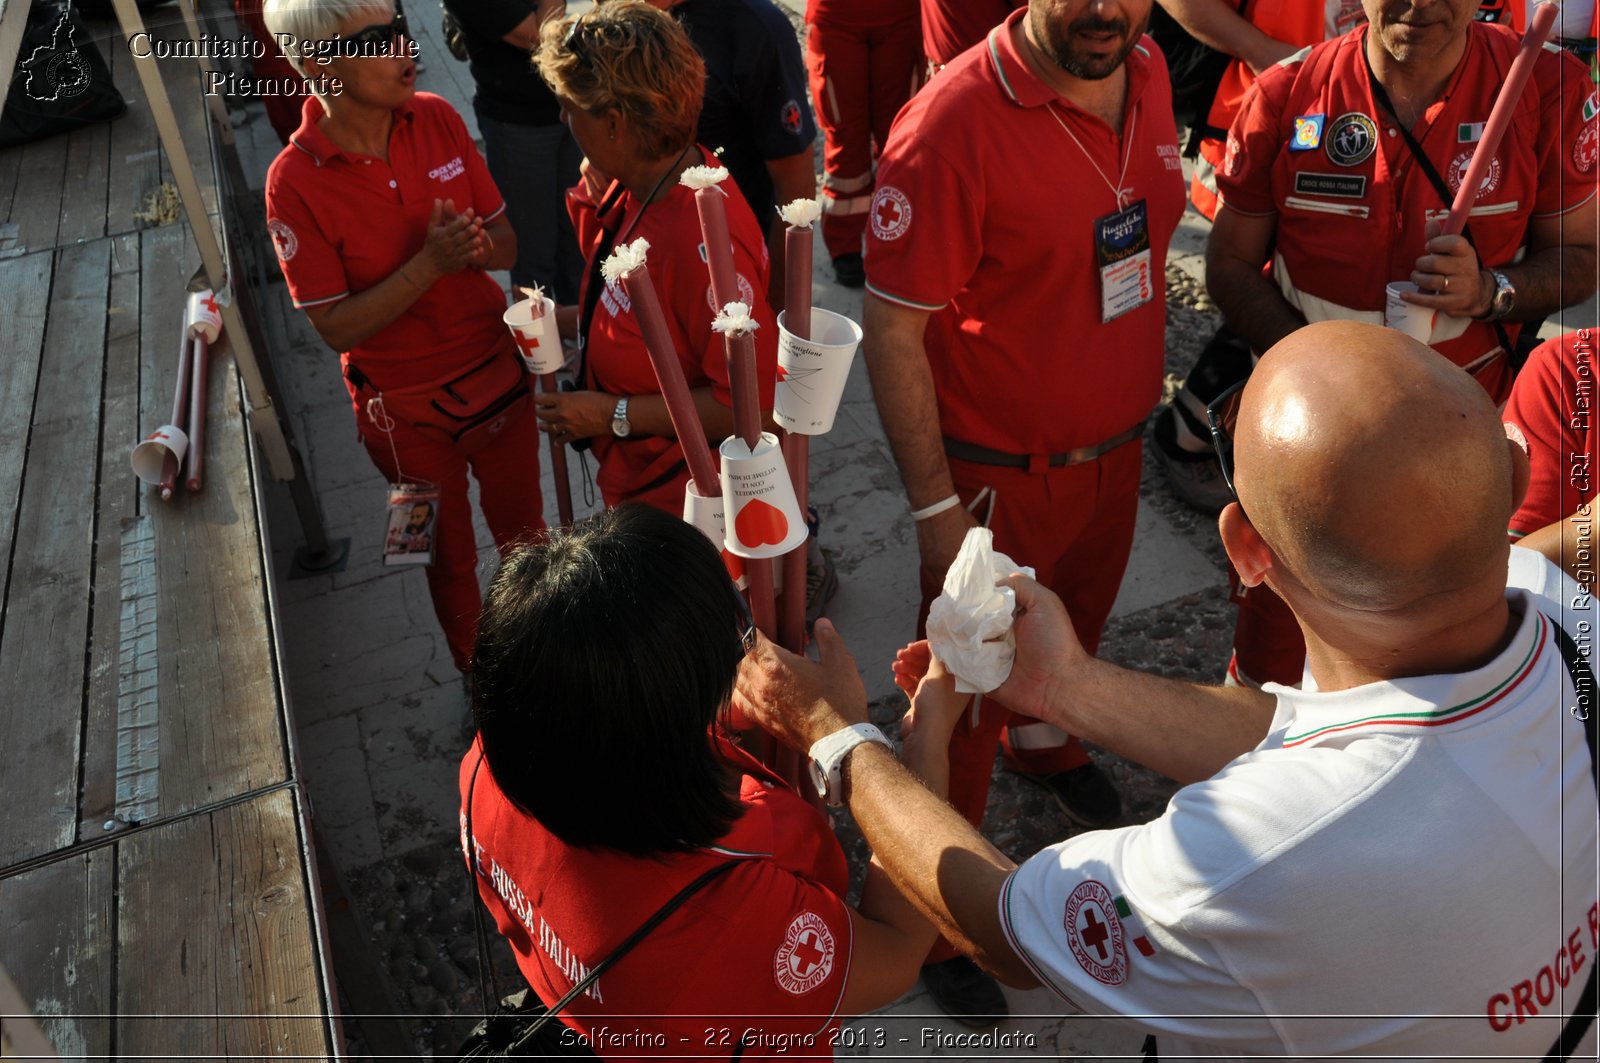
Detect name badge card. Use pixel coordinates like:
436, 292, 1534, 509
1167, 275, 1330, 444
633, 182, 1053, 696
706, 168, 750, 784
1095, 198, 1152, 323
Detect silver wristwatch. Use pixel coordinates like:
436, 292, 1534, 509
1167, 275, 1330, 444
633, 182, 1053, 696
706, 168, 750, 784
610, 396, 631, 438
808, 724, 893, 807
1484, 269, 1516, 322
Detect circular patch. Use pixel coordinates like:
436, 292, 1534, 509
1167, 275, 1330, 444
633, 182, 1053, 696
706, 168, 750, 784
1222, 133, 1243, 178
1063, 879, 1128, 987
1575, 125, 1599, 175
45, 49, 91, 100
1447, 150, 1501, 199
1504, 419, 1529, 455
1325, 112, 1378, 167
869, 185, 912, 241
781, 99, 802, 137
268, 219, 299, 263
773, 911, 835, 995
704, 271, 758, 313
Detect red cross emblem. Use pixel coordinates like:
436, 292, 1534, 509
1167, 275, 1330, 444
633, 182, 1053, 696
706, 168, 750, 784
1063, 879, 1128, 986
869, 186, 911, 241
792, 930, 826, 975
1079, 907, 1110, 961
202, 293, 219, 317
874, 198, 900, 231
773, 911, 834, 995
512, 330, 541, 360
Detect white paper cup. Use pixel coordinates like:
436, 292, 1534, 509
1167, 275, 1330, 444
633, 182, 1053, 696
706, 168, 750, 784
719, 432, 808, 559
773, 307, 863, 435
185, 290, 223, 343
502, 296, 561, 374
1383, 281, 1435, 344
131, 424, 189, 484
683, 482, 747, 589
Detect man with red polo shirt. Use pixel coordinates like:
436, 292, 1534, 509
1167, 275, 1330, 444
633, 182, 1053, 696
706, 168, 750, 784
1206, 0, 1599, 687
863, 0, 1184, 1024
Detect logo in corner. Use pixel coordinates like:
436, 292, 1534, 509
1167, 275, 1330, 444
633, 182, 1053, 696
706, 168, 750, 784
773, 911, 835, 995
1324, 112, 1378, 167
869, 185, 911, 241
780, 99, 803, 137
20, 11, 92, 102
268, 219, 299, 262
1063, 879, 1128, 986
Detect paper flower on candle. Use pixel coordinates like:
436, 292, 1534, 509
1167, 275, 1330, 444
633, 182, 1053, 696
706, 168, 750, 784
712, 301, 759, 335
778, 198, 822, 229
680, 165, 731, 191
601, 237, 651, 284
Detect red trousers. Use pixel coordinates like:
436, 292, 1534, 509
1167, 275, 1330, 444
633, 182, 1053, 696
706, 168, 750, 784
804, 7, 923, 260
918, 442, 1141, 962
359, 401, 545, 673
1228, 569, 1305, 687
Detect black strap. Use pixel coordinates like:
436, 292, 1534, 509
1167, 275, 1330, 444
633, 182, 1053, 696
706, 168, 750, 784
1545, 621, 1599, 1061
462, 752, 744, 1052
1361, 48, 1518, 365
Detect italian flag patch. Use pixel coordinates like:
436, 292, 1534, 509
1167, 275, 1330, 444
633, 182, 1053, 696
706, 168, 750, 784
1113, 894, 1157, 957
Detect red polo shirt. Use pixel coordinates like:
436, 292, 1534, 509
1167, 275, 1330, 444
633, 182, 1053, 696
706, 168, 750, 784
264, 92, 512, 391
569, 159, 777, 507
865, 10, 1186, 455
1216, 23, 1596, 403
1504, 331, 1599, 538
460, 735, 853, 1055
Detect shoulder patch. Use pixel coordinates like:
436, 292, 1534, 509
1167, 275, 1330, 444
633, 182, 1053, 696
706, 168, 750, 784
869, 186, 912, 241
268, 219, 298, 262
1063, 879, 1128, 986
773, 911, 835, 995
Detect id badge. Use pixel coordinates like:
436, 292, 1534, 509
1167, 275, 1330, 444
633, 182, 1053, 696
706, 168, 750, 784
1095, 198, 1153, 323
382, 483, 441, 567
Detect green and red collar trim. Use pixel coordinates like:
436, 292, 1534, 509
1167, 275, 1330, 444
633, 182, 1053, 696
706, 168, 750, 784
1283, 612, 1548, 747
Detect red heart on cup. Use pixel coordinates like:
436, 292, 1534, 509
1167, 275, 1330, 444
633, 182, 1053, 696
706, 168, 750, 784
734, 498, 789, 548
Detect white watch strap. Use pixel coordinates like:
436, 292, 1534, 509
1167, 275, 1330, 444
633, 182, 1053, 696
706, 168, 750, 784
808, 723, 893, 805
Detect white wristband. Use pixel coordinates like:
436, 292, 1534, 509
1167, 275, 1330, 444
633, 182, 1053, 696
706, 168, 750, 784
909, 493, 961, 522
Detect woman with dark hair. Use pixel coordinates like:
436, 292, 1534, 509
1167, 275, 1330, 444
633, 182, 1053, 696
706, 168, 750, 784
460, 505, 935, 1052
529, 1, 778, 513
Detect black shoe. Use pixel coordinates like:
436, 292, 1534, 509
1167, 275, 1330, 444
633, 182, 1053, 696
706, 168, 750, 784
921, 957, 1007, 1028
1151, 405, 1233, 514
831, 252, 865, 288
1039, 761, 1121, 828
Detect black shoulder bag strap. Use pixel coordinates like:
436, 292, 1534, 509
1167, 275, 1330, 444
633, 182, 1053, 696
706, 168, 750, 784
462, 752, 744, 1054
1545, 620, 1599, 1061
1144, 622, 1599, 1063
1362, 50, 1519, 369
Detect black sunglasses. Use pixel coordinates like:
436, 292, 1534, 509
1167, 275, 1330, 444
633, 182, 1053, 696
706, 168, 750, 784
1205, 379, 1246, 506
732, 583, 757, 656
562, 15, 591, 66
318, 12, 410, 60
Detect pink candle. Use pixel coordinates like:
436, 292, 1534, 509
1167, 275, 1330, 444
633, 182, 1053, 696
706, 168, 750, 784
1443, 2, 1556, 236
160, 332, 193, 502
694, 185, 741, 309
620, 265, 721, 497
784, 226, 812, 342
185, 333, 210, 493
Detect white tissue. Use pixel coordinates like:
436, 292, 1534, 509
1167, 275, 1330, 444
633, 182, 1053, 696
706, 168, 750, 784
712, 301, 759, 335
600, 237, 651, 284
925, 527, 1035, 694
679, 165, 730, 190
778, 198, 822, 229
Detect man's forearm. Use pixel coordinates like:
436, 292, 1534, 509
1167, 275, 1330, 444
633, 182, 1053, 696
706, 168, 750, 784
1489, 245, 1599, 324
1043, 657, 1276, 784
1207, 251, 1306, 355
1156, 0, 1290, 71
863, 300, 955, 508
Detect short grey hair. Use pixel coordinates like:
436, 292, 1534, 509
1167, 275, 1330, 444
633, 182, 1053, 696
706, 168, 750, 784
264, 0, 393, 79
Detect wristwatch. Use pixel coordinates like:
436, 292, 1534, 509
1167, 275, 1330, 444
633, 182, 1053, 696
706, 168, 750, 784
610, 396, 631, 438
1483, 269, 1516, 321
808, 724, 894, 807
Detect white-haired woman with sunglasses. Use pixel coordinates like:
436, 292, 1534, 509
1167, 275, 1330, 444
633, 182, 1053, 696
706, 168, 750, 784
262, 0, 545, 678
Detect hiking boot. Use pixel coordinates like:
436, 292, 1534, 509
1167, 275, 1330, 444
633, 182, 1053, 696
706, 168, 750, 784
922, 957, 1007, 1028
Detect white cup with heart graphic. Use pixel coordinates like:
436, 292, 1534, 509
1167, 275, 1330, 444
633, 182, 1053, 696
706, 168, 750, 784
719, 432, 807, 559
131, 424, 189, 485
683, 482, 747, 589
503, 296, 561, 374
774, 307, 862, 435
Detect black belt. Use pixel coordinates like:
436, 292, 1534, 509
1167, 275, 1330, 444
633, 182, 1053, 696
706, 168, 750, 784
943, 418, 1146, 474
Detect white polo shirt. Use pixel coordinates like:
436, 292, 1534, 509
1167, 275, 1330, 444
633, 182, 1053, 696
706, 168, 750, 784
1001, 548, 1599, 1060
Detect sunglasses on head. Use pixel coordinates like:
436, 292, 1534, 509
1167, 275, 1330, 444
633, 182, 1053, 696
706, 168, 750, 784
1205, 378, 1247, 510
562, 15, 591, 66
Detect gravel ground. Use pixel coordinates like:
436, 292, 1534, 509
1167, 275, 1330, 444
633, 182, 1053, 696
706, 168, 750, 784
332, 263, 1234, 1057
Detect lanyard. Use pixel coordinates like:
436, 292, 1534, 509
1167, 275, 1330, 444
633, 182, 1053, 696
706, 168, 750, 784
1045, 100, 1139, 209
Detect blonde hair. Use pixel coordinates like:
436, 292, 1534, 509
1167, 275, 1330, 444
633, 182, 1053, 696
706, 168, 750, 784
536, 0, 706, 161
264, 0, 392, 83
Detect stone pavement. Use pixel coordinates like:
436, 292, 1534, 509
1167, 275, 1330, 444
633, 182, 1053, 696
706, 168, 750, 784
233, 4, 1593, 1058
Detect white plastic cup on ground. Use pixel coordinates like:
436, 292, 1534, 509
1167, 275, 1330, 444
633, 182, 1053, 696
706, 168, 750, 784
1383, 281, 1436, 344
683, 482, 747, 589
719, 432, 808, 559
185, 291, 223, 342
502, 296, 561, 374
131, 424, 189, 484
773, 307, 863, 435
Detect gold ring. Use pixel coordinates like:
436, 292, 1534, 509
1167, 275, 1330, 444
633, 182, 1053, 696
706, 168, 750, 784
1443, 276, 1450, 291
